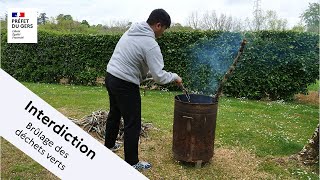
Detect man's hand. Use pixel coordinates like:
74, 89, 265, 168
175, 76, 182, 87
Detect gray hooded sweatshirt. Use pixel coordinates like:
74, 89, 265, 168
106, 21, 179, 85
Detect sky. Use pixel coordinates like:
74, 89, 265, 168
0, 0, 317, 28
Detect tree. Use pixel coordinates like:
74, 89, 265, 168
54, 14, 79, 32
63, 15, 73, 21
263, 10, 288, 30
300, 2, 319, 33
81, 20, 90, 27
37, 13, 48, 25
200, 11, 218, 30
103, 20, 131, 33
231, 18, 244, 32
253, 0, 264, 31
246, 9, 288, 31
186, 11, 201, 29
247, 0, 288, 31
291, 21, 305, 32
0, 13, 7, 30
168, 23, 193, 31
56, 14, 73, 23
186, 10, 244, 31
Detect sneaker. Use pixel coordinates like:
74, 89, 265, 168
109, 143, 121, 152
132, 161, 151, 170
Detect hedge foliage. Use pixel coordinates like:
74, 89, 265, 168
223, 31, 319, 100
1, 30, 318, 100
1, 31, 121, 85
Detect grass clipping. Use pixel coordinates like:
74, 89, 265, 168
70, 110, 154, 141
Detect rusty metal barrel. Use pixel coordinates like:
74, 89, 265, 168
173, 94, 218, 164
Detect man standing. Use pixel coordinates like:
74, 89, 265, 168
104, 9, 182, 170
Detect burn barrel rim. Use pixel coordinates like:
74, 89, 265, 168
175, 94, 218, 105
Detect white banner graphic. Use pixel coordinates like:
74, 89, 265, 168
0, 69, 147, 179
7, 8, 38, 43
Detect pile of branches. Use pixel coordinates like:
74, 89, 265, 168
70, 110, 154, 141
298, 124, 319, 165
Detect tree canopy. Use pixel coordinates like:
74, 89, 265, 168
300, 2, 319, 33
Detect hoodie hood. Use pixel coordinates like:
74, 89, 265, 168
127, 22, 155, 38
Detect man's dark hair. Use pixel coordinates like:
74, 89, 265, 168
147, 9, 171, 28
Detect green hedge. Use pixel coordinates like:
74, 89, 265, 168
1, 31, 120, 85
223, 31, 319, 100
1, 30, 318, 100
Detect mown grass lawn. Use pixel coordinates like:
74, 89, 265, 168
1, 82, 319, 179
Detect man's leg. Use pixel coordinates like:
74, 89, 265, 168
104, 74, 121, 148
116, 83, 141, 165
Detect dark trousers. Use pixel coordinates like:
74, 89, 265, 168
104, 72, 141, 165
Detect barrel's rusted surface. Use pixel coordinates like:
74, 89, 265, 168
173, 94, 218, 163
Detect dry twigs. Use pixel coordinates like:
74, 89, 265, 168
69, 110, 154, 141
